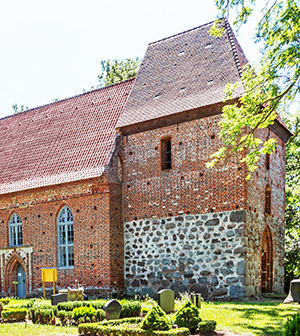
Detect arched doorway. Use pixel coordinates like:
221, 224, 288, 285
17, 264, 26, 298
261, 226, 273, 293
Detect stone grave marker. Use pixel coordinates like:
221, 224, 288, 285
51, 293, 67, 305
191, 293, 201, 308
157, 289, 174, 313
103, 299, 122, 320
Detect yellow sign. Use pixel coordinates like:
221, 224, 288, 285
41, 268, 57, 282
41, 268, 57, 298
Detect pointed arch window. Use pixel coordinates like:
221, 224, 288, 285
58, 206, 74, 267
9, 213, 23, 246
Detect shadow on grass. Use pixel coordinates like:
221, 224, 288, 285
233, 322, 284, 336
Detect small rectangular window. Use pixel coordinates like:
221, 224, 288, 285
161, 137, 172, 170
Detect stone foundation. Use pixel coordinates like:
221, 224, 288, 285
124, 210, 247, 299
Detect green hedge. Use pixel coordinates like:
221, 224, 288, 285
99, 317, 142, 326
120, 300, 142, 318
78, 323, 190, 336
57, 300, 106, 311
57, 310, 73, 326
29, 303, 57, 323
2, 308, 27, 322
56, 300, 141, 318
35, 309, 55, 325
197, 320, 217, 334
0, 299, 10, 305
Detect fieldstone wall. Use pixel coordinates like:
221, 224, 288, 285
124, 210, 247, 299
245, 211, 285, 296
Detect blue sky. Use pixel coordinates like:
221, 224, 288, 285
0, 0, 261, 119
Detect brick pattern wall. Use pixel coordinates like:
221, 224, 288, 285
122, 114, 247, 223
0, 174, 122, 297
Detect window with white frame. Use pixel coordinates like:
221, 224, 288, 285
9, 213, 23, 246
58, 206, 74, 267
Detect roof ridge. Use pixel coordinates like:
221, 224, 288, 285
1, 77, 136, 122
224, 18, 243, 78
148, 19, 217, 46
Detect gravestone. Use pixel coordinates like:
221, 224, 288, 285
67, 288, 84, 301
157, 289, 174, 313
191, 293, 201, 308
103, 299, 122, 320
51, 293, 67, 305
284, 279, 300, 303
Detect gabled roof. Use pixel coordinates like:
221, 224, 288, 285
0, 78, 134, 195
117, 19, 246, 129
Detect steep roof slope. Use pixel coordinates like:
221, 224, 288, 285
117, 19, 246, 129
0, 78, 134, 195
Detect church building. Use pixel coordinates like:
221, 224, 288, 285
0, 19, 292, 299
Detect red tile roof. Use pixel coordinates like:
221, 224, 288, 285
0, 78, 134, 195
117, 19, 246, 129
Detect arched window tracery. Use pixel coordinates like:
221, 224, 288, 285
57, 206, 74, 267
9, 213, 23, 246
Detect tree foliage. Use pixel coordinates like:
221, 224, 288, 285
12, 103, 28, 114
98, 57, 141, 87
209, 0, 300, 177
284, 112, 300, 285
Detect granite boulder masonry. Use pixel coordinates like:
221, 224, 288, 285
124, 210, 247, 299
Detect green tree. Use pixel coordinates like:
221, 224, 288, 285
284, 112, 300, 287
12, 103, 28, 114
208, 0, 300, 177
98, 57, 141, 87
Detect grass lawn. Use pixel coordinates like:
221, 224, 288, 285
200, 301, 300, 335
0, 322, 78, 336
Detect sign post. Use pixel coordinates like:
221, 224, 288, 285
41, 268, 57, 299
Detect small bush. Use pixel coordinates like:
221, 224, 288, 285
96, 309, 106, 321
174, 300, 200, 331
57, 310, 67, 325
0, 299, 10, 305
197, 320, 217, 334
284, 311, 300, 336
120, 299, 142, 318
35, 308, 54, 324
29, 302, 57, 323
140, 305, 171, 331
73, 305, 96, 324
2, 308, 27, 322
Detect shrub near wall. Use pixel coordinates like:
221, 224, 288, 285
2, 308, 27, 322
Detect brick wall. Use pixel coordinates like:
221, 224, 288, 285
0, 171, 123, 297
122, 114, 247, 223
